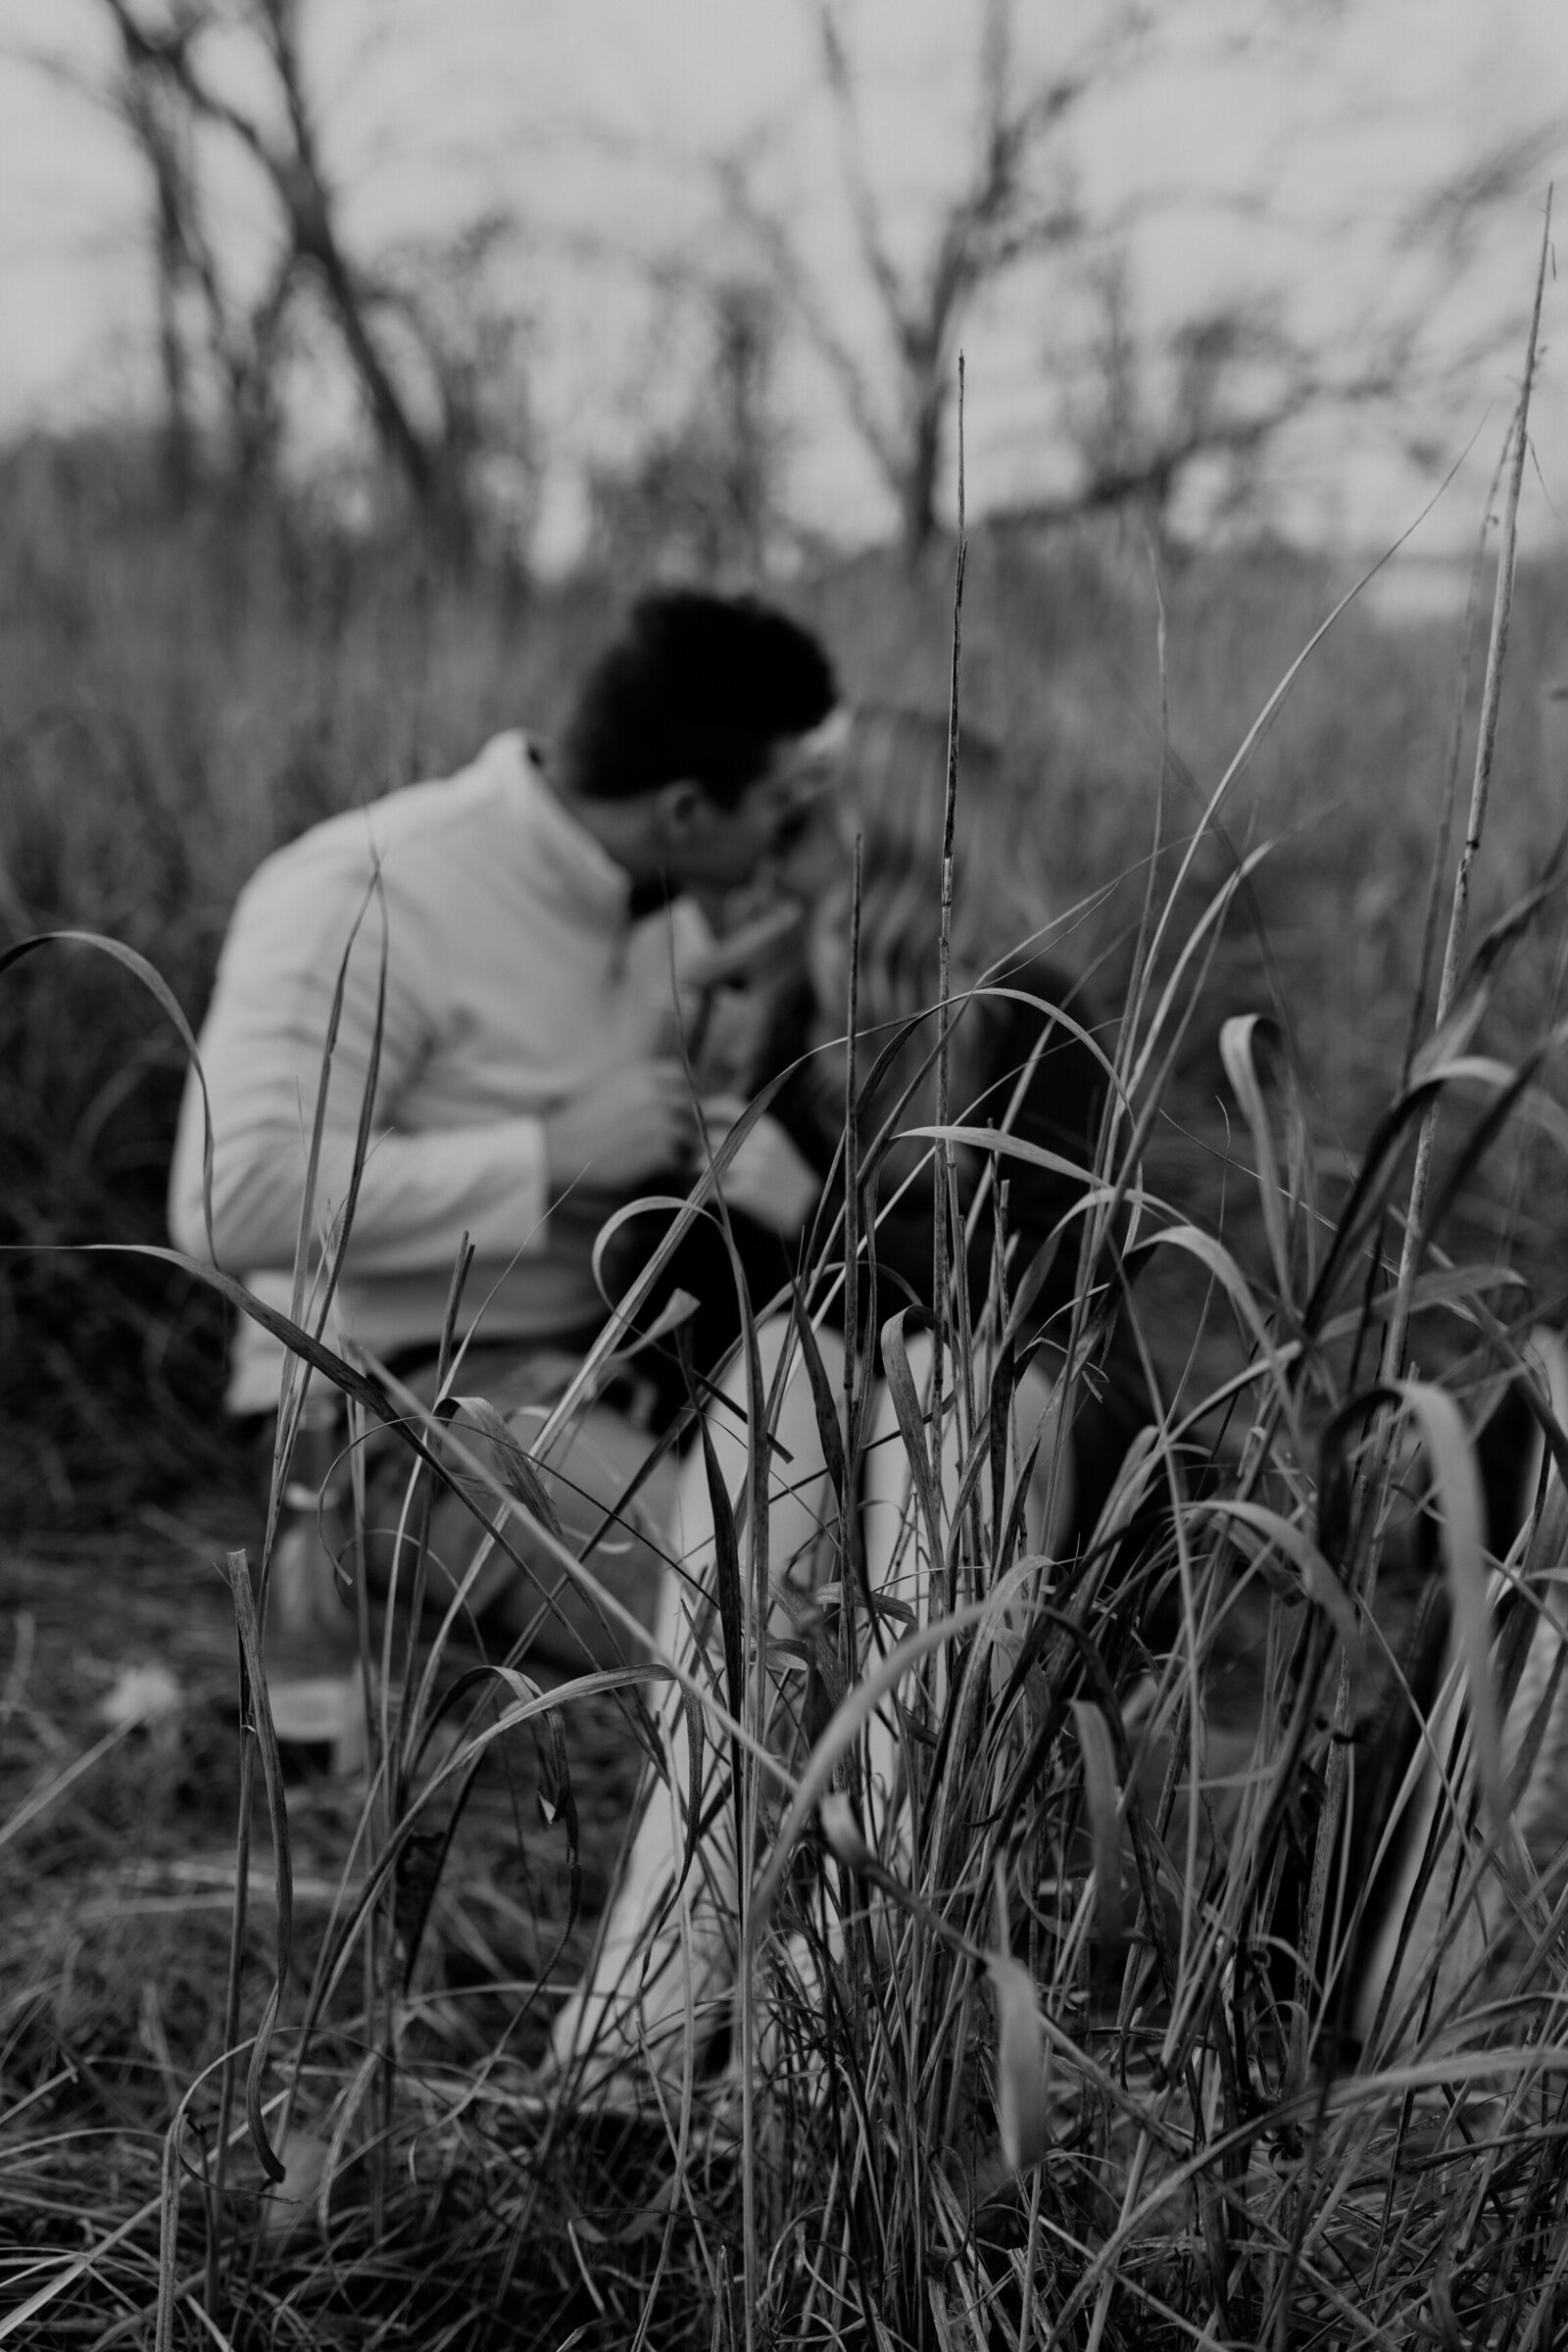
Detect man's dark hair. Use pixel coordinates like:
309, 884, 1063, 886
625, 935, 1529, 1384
561, 590, 837, 807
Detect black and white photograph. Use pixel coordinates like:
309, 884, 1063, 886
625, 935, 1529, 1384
3, 4, 1568, 2344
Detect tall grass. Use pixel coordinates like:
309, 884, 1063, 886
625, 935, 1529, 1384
8, 285, 1568, 2340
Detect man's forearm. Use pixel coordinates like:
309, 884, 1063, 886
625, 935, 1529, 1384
170, 1099, 552, 1281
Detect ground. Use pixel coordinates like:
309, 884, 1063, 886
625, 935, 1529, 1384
0, 1466, 710, 2346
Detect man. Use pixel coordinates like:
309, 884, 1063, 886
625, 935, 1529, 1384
169, 589, 840, 1671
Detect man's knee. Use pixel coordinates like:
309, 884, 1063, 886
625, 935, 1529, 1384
359, 1370, 681, 1669
444, 1393, 678, 1665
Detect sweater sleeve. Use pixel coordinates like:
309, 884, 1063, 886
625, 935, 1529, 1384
167, 835, 551, 1283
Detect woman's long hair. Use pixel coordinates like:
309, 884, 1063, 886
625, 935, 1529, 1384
806, 705, 1053, 1166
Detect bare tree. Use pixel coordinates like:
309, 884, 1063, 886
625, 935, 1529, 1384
370, 211, 542, 564
83, 0, 475, 536
115, 15, 200, 497
1025, 248, 1320, 543
102, 2, 295, 492
585, 275, 784, 578
721, 0, 1553, 563
722, 0, 1106, 560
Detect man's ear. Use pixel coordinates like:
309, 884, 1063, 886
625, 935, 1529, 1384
654, 777, 709, 845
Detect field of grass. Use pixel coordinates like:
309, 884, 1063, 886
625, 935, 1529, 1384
6, 399, 1568, 2348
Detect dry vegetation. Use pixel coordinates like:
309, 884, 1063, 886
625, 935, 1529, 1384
6, 389, 1568, 2348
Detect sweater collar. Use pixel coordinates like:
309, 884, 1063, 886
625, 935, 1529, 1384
496, 731, 637, 924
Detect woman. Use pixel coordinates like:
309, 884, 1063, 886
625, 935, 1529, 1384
546, 705, 1146, 2093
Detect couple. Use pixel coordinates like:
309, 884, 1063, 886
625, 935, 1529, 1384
169, 587, 1140, 2092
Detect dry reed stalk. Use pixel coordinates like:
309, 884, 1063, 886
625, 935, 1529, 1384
929, 350, 968, 1587
1381, 191, 1553, 1390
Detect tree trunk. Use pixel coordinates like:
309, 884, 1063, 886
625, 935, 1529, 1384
898, 374, 946, 562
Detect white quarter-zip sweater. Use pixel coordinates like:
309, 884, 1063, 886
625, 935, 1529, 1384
168, 732, 711, 1410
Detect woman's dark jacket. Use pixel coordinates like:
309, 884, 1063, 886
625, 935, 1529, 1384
606, 952, 1148, 1531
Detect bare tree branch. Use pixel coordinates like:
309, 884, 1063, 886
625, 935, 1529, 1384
1399, 121, 1565, 269
715, 151, 906, 493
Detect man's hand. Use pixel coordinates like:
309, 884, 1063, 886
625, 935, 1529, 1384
543, 1062, 697, 1197
701, 1098, 822, 1237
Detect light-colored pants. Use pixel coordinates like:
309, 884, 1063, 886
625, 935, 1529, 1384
549, 1311, 1070, 2082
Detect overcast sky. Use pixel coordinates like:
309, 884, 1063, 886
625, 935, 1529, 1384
0, 0, 1563, 564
